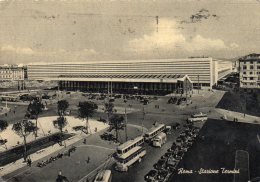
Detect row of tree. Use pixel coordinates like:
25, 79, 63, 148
1, 98, 125, 162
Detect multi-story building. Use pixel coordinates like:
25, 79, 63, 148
238, 53, 260, 91
0, 65, 25, 81
27, 57, 231, 94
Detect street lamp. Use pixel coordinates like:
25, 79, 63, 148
124, 99, 128, 141
142, 103, 146, 135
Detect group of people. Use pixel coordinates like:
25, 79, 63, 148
27, 156, 32, 167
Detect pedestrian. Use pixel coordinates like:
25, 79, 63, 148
87, 156, 90, 163
244, 113, 246, 118
28, 158, 32, 167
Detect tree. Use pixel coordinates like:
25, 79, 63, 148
53, 116, 67, 133
12, 120, 37, 161
27, 99, 44, 137
78, 101, 98, 133
104, 102, 114, 123
53, 116, 68, 146
0, 120, 8, 149
109, 114, 125, 143
0, 120, 8, 131
57, 100, 69, 116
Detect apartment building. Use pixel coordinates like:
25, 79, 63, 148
239, 53, 260, 91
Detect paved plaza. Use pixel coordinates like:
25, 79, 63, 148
0, 89, 259, 182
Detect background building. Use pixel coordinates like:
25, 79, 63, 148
238, 53, 260, 91
27, 57, 232, 94
0, 65, 25, 81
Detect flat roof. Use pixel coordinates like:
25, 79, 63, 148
119, 146, 142, 159
56, 74, 192, 83
117, 136, 144, 151
59, 74, 186, 79
145, 123, 165, 135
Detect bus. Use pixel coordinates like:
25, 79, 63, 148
0, 95, 19, 102
144, 124, 166, 142
116, 136, 144, 157
187, 112, 208, 122
115, 146, 146, 172
152, 132, 167, 148
94, 170, 112, 182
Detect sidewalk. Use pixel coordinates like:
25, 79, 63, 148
214, 108, 260, 124
0, 134, 85, 177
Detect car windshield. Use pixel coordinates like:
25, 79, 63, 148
158, 160, 165, 165
149, 170, 157, 176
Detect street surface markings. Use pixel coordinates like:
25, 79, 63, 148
77, 157, 115, 182
77, 144, 115, 151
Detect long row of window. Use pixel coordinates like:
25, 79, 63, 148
242, 65, 260, 70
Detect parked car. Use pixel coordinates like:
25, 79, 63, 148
144, 169, 158, 182
154, 159, 167, 170
166, 157, 178, 171
172, 122, 181, 130
64, 110, 71, 115
154, 170, 169, 182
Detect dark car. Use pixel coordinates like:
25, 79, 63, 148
154, 170, 169, 182
172, 122, 180, 130
144, 169, 158, 181
166, 157, 178, 171
176, 136, 183, 143
154, 159, 167, 170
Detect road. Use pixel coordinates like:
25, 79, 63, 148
1, 89, 227, 182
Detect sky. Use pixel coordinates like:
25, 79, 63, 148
0, 0, 259, 64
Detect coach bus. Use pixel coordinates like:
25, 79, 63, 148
116, 136, 144, 158
94, 170, 112, 182
187, 112, 208, 122
115, 146, 146, 172
144, 124, 166, 142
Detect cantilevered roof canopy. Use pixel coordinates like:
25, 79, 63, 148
56, 74, 192, 83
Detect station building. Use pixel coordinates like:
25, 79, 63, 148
27, 57, 231, 95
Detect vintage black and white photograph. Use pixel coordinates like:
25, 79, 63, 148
0, 0, 259, 181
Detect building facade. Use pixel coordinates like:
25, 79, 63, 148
57, 74, 192, 95
0, 65, 25, 81
26, 58, 232, 94
239, 53, 260, 91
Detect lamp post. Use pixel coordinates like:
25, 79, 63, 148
124, 99, 128, 141
142, 104, 145, 135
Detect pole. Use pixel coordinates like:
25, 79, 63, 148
156, 16, 159, 33
125, 103, 128, 141
107, 81, 110, 96
110, 81, 113, 96
142, 105, 145, 134
197, 74, 200, 94
185, 78, 188, 104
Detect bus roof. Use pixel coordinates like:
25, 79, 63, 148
154, 132, 166, 139
117, 136, 144, 151
94, 170, 111, 182
119, 146, 142, 159
145, 124, 165, 135
192, 112, 207, 117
